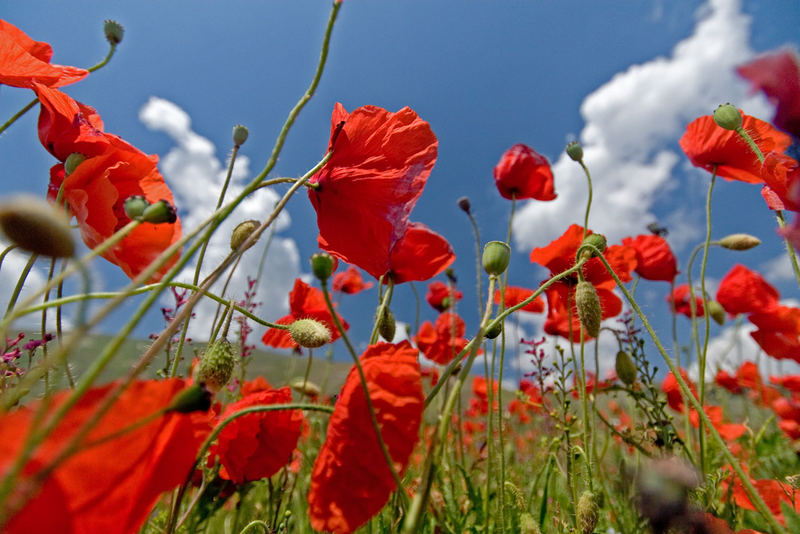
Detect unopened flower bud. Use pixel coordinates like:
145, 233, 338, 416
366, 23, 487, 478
615, 350, 637, 386
310, 252, 336, 282
484, 321, 502, 339
196, 339, 237, 392
579, 233, 607, 260
0, 195, 74, 258
232, 124, 249, 147
457, 197, 471, 214
713, 103, 742, 131
141, 199, 177, 224
707, 300, 726, 326
719, 233, 760, 251
577, 491, 600, 534
377, 307, 396, 341
103, 19, 124, 46
482, 241, 510, 276
289, 318, 331, 348
576, 281, 602, 338
64, 153, 86, 176
566, 141, 584, 162
123, 195, 150, 220
167, 384, 212, 413
290, 377, 322, 397
230, 219, 260, 251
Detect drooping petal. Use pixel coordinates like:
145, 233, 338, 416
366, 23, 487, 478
738, 50, 800, 138
387, 222, 455, 284
34, 83, 107, 161
0, 21, 88, 88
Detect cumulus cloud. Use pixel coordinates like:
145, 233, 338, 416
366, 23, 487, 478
139, 97, 302, 341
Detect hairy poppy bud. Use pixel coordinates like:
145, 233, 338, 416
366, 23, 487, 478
707, 300, 726, 326
196, 339, 237, 392
103, 19, 124, 45
289, 318, 331, 348
0, 195, 74, 258
482, 241, 510, 276
123, 195, 149, 220
290, 377, 322, 397
519, 513, 542, 534
230, 219, 260, 251
457, 196, 471, 214
377, 307, 396, 341
566, 141, 584, 162
576, 281, 602, 338
141, 199, 177, 224
718, 233, 760, 251
167, 384, 212, 413
233, 124, 249, 147
64, 153, 86, 176
577, 491, 599, 534
579, 233, 607, 260
484, 321, 502, 339
310, 252, 336, 282
713, 103, 742, 131
615, 350, 637, 385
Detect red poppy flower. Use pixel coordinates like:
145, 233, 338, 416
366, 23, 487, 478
425, 280, 462, 312
0, 379, 212, 534
308, 341, 424, 534
715, 369, 742, 394
727, 475, 800, 526
770, 374, 800, 393
738, 50, 800, 138
262, 279, 349, 349
688, 405, 747, 441
620, 234, 679, 282
415, 312, 471, 365
0, 20, 88, 88
716, 265, 780, 316
494, 285, 544, 313
211, 387, 303, 484
679, 112, 792, 183
240, 376, 273, 396
666, 284, 705, 318
493, 143, 556, 201
749, 305, 800, 363
761, 152, 800, 212
332, 266, 374, 294
662, 368, 697, 412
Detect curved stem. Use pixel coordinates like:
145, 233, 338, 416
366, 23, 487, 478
5, 253, 38, 316
775, 211, 800, 290
579, 160, 593, 239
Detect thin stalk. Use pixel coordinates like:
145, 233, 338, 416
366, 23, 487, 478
5, 253, 38, 316
465, 208, 485, 320
368, 278, 394, 344
775, 211, 800, 290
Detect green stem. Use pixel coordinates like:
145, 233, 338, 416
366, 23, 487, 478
465, 208, 484, 321
775, 211, 800, 290
5, 253, 38, 316
579, 160, 593, 239
369, 278, 394, 344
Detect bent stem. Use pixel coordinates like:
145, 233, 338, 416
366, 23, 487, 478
775, 211, 800, 290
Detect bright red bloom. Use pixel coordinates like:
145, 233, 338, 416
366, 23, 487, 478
262, 279, 349, 349
761, 152, 800, 212
212, 387, 303, 484
415, 312, 471, 365
679, 112, 792, 183
727, 475, 800, 527
749, 305, 800, 362
738, 50, 800, 138
770, 374, 800, 393
494, 285, 544, 313
662, 369, 697, 412
716, 264, 780, 316
0, 379, 212, 534
715, 369, 742, 394
332, 266, 374, 294
621, 234, 678, 281
667, 284, 705, 318
308, 341, 424, 534
240, 376, 273, 396
425, 280, 462, 312
308, 103, 454, 283
493, 143, 556, 201
0, 20, 88, 88
688, 405, 747, 441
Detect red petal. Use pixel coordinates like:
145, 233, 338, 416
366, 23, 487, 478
387, 222, 455, 283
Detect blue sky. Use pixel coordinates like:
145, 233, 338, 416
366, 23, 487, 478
3, 0, 800, 381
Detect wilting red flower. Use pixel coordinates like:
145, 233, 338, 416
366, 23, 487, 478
211, 387, 303, 484
749, 305, 800, 363
716, 264, 780, 316
0, 20, 88, 88
738, 49, 800, 138
667, 284, 705, 318
308, 103, 454, 283
0, 379, 212, 534
332, 266, 374, 294
621, 234, 679, 281
761, 152, 800, 212
494, 285, 544, 313
493, 143, 556, 201
662, 369, 697, 412
679, 112, 791, 183
415, 312, 471, 365
262, 279, 349, 349
308, 341, 424, 534
426, 280, 462, 312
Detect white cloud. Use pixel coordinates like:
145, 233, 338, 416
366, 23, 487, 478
761, 252, 798, 283
139, 97, 302, 341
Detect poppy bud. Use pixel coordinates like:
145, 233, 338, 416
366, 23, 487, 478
575, 281, 602, 338
457, 196, 471, 214
290, 377, 322, 397
482, 241, 510, 276
167, 384, 212, 413
233, 124, 249, 147
566, 141, 584, 162
196, 339, 237, 392
310, 252, 336, 282
713, 103, 742, 131
141, 199, 177, 224
230, 219, 260, 251
123, 195, 150, 220
0, 195, 74, 258
289, 318, 331, 348
64, 153, 86, 176
577, 491, 599, 534
718, 233, 760, 251
707, 300, 726, 326
377, 307, 396, 341
615, 350, 637, 385
579, 233, 607, 260
484, 321, 502, 339
519, 513, 542, 534
103, 19, 124, 46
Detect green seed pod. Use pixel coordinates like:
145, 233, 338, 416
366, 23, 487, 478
713, 103, 742, 131
0, 195, 74, 258
123, 195, 150, 220
718, 233, 760, 251
140, 199, 177, 224
230, 219, 260, 251
377, 307, 396, 341
484, 320, 502, 339
615, 350, 637, 386
707, 300, 726, 326
580, 233, 607, 260
196, 339, 237, 392
289, 318, 331, 348
482, 240, 510, 276
575, 281, 602, 338
232, 124, 249, 147
310, 252, 336, 282
289, 377, 322, 397
103, 19, 124, 45
167, 384, 212, 413
64, 153, 86, 176
566, 140, 584, 162
577, 491, 599, 534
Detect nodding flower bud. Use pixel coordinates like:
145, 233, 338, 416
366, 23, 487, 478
377, 307, 396, 341
566, 141, 584, 162
140, 199, 177, 224
289, 318, 331, 348
713, 103, 742, 131
167, 384, 212, 413
0, 195, 74, 258
457, 196, 472, 214
310, 252, 336, 282
230, 219, 260, 252
484, 320, 502, 339
575, 280, 602, 338
615, 350, 637, 386
718, 233, 760, 251
482, 241, 511, 276
707, 300, 726, 326
576, 492, 600, 534
103, 19, 124, 46
579, 233, 607, 260
123, 195, 150, 220
196, 339, 237, 392
232, 124, 249, 147
64, 153, 86, 176
290, 377, 322, 398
